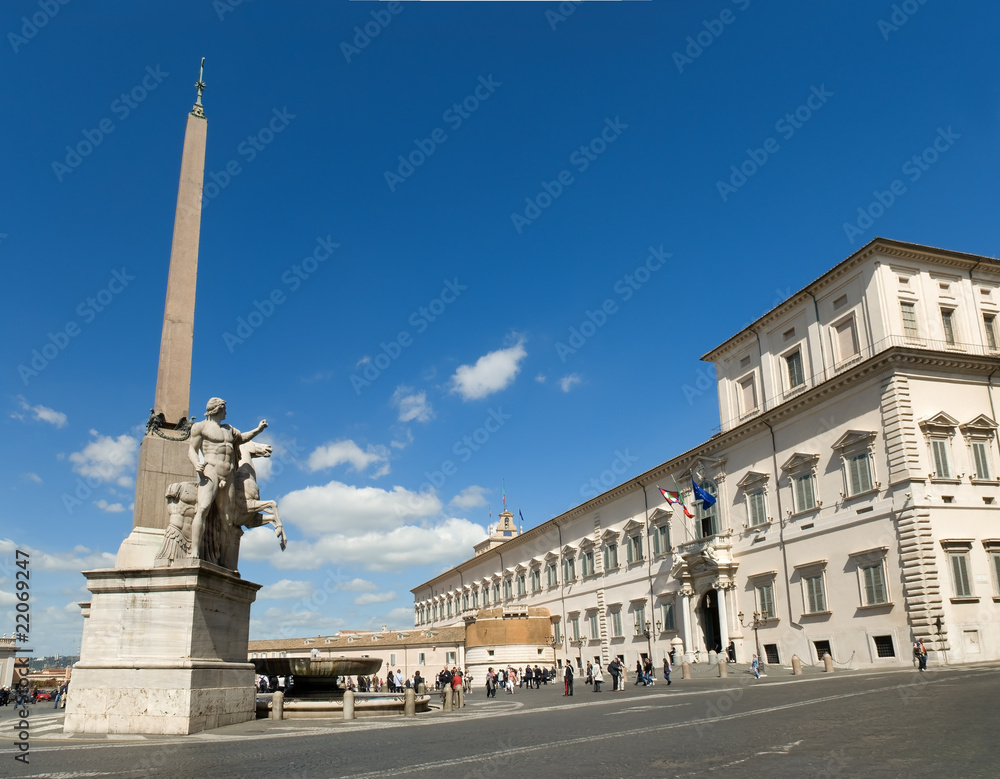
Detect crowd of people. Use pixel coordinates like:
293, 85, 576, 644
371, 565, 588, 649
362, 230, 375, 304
483, 665, 554, 696
255, 655, 687, 701
0, 681, 69, 708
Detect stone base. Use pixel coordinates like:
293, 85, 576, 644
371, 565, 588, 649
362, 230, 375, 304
64, 665, 255, 735
65, 560, 260, 735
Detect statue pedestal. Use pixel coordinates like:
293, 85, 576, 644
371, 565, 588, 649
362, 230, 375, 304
64, 561, 260, 735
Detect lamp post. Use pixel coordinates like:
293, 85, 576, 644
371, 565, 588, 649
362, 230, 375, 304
639, 620, 662, 676
737, 610, 768, 675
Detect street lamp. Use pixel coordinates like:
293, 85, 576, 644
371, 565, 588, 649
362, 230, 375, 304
737, 610, 769, 675
639, 620, 662, 669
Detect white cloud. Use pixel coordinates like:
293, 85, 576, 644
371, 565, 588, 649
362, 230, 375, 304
450, 485, 488, 509
241, 517, 485, 572
340, 578, 378, 592
258, 579, 314, 600
68, 430, 138, 483
450, 334, 527, 401
0, 539, 115, 572
14, 396, 68, 428
94, 499, 126, 513
249, 607, 345, 641
535, 373, 547, 384
354, 590, 396, 606
307, 440, 390, 477
392, 386, 434, 423
23, 472, 42, 484
278, 480, 442, 536
372, 607, 414, 629
559, 373, 582, 393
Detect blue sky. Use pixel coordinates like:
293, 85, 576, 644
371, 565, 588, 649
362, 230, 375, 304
2, 0, 999, 656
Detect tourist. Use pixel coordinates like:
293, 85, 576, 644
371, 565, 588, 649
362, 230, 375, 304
914, 640, 928, 671
663, 654, 672, 686
634, 659, 643, 685
585, 661, 593, 686
593, 664, 604, 692
643, 657, 655, 686
507, 666, 516, 693
534, 664, 543, 688
752, 654, 761, 679
486, 667, 497, 697
524, 665, 533, 689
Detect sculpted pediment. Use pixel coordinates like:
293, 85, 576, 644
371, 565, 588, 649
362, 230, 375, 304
832, 429, 877, 452
960, 414, 998, 434
737, 470, 770, 489
919, 411, 959, 432
648, 507, 672, 523
781, 452, 820, 472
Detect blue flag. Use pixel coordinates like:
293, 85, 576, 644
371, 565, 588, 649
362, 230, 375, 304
519, 509, 525, 524
692, 478, 716, 508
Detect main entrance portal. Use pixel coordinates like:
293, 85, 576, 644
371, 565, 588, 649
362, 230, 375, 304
700, 590, 721, 654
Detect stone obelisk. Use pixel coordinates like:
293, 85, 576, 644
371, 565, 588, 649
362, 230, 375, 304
118, 60, 208, 566
67, 63, 262, 736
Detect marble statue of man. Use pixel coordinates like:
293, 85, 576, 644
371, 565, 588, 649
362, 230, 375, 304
187, 397, 268, 561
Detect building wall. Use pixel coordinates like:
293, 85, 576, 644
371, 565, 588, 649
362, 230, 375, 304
413, 240, 1000, 673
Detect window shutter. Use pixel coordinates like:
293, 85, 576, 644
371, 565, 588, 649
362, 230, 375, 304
932, 440, 950, 478
973, 441, 990, 479
836, 319, 859, 360
951, 554, 971, 597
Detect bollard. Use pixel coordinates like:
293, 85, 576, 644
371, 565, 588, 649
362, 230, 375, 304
343, 690, 355, 721
456, 686, 465, 709
417, 682, 426, 695
791, 655, 802, 676
718, 659, 728, 678
681, 661, 692, 680
272, 691, 284, 721
707, 650, 718, 667
442, 687, 453, 712
823, 652, 834, 673
404, 687, 416, 717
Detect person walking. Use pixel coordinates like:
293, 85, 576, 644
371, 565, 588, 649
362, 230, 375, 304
593, 664, 604, 692
751, 653, 761, 679
563, 663, 574, 696
914, 640, 928, 671
663, 654, 672, 686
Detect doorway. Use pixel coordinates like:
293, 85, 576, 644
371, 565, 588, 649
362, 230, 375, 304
700, 590, 721, 653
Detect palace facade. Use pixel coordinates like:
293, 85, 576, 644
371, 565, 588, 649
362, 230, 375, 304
412, 238, 1000, 677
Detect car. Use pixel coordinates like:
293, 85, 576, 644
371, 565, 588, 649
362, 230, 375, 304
35, 690, 54, 701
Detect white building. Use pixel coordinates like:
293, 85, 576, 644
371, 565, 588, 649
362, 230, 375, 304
412, 238, 1000, 673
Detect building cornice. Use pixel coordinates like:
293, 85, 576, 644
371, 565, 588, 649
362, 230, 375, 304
702, 238, 1000, 363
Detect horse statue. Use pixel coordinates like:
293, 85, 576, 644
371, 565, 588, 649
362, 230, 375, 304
155, 440, 287, 569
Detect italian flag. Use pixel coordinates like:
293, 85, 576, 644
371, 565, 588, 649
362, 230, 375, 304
658, 486, 694, 518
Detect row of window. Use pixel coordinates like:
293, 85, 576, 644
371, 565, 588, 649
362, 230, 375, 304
735, 315, 862, 420
416, 529, 673, 624
753, 550, 892, 619
703, 421, 995, 536
560, 601, 676, 643
899, 299, 1000, 349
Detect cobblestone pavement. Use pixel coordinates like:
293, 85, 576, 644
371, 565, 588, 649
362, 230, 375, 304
5, 664, 998, 778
